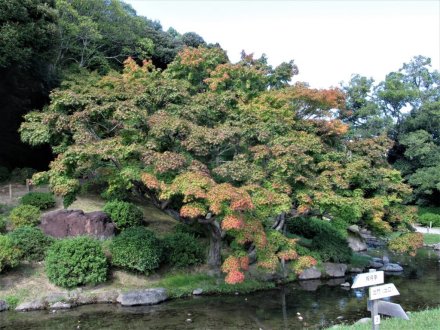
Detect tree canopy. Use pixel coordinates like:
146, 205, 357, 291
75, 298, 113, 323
21, 47, 413, 283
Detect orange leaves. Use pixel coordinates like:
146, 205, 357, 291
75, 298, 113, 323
141, 173, 161, 190
221, 215, 245, 230
206, 183, 254, 215
179, 203, 207, 219
221, 255, 249, 284
292, 256, 318, 275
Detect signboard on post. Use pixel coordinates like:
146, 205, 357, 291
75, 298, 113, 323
351, 270, 384, 289
369, 283, 399, 300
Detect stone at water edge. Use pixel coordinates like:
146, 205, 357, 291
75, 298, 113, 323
15, 299, 46, 311
0, 300, 7, 312
323, 263, 347, 278
117, 288, 168, 306
380, 263, 403, 272
340, 282, 350, 287
356, 317, 371, 324
192, 288, 203, 295
50, 302, 72, 310
298, 267, 322, 280
433, 243, 440, 251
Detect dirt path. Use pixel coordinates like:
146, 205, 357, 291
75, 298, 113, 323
414, 225, 440, 234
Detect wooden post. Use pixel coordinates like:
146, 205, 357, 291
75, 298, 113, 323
371, 299, 380, 330
9, 184, 12, 200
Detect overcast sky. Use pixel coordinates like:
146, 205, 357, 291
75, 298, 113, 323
125, 0, 440, 89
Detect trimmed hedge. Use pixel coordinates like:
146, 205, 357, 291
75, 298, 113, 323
20, 192, 56, 210
0, 235, 21, 273
162, 231, 205, 268
9, 205, 41, 229
103, 200, 143, 230
419, 213, 440, 227
287, 216, 352, 263
110, 227, 162, 274
45, 237, 108, 288
9, 227, 54, 262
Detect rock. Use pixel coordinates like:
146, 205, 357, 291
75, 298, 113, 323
0, 300, 7, 312
323, 263, 347, 278
45, 293, 68, 304
348, 267, 363, 273
433, 243, 440, 251
356, 317, 371, 324
15, 299, 46, 311
50, 302, 72, 309
382, 256, 390, 265
76, 294, 96, 306
340, 282, 350, 287
192, 288, 203, 295
117, 288, 168, 306
347, 233, 368, 252
40, 209, 115, 239
299, 266, 322, 280
380, 263, 403, 272
95, 290, 119, 303
348, 225, 360, 234
299, 279, 321, 291
326, 278, 346, 286
369, 258, 384, 268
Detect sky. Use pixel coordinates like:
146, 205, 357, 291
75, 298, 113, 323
125, 0, 440, 89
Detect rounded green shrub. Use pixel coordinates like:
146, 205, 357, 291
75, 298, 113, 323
110, 227, 162, 274
0, 235, 21, 273
287, 216, 352, 263
9, 227, 54, 262
45, 236, 108, 288
419, 213, 440, 227
103, 200, 143, 230
0, 217, 7, 234
162, 231, 205, 268
20, 192, 56, 210
9, 205, 41, 229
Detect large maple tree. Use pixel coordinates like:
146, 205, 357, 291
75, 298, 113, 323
21, 47, 412, 283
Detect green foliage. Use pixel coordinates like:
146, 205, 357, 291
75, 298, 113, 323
10, 168, 37, 184
109, 227, 162, 274
0, 217, 7, 234
349, 253, 372, 268
45, 236, 108, 288
20, 192, 56, 210
103, 200, 143, 230
287, 217, 352, 263
9, 205, 41, 229
162, 231, 205, 268
0, 235, 21, 273
9, 227, 54, 262
423, 233, 440, 245
419, 213, 440, 227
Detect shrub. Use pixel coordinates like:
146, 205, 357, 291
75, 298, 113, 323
388, 232, 424, 255
162, 231, 205, 268
103, 200, 143, 230
0, 235, 21, 273
9, 227, 54, 262
20, 192, 56, 210
10, 167, 37, 184
0, 166, 9, 182
45, 236, 108, 288
110, 227, 162, 274
287, 216, 352, 263
419, 213, 440, 227
0, 217, 7, 233
9, 205, 41, 229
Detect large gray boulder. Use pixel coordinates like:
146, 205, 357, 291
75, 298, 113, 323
117, 288, 168, 306
323, 263, 347, 278
0, 300, 7, 312
298, 267, 322, 280
40, 209, 115, 239
347, 232, 368, 252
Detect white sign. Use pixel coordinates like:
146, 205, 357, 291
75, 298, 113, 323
373, 315, 381, 325
369, 283, 400, 300
351, 271, 384, 288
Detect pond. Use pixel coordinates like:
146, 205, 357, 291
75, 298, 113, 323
1, 248, 439, 329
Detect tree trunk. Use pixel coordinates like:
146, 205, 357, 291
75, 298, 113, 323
206, 223, 222, 268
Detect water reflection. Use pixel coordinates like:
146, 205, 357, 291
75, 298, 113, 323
1, 248, 439, 330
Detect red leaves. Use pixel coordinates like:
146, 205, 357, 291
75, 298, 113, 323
221, 255, 249, 284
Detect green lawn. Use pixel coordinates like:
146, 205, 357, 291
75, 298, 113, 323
331, 307, 440, 330
423, 233, 440, 245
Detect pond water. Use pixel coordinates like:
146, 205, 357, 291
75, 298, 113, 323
1, 248, 439, 330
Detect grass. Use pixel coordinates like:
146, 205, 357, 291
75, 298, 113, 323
154, 272, 275, 298
331, 307, 440, 330
423, 233, 440, 245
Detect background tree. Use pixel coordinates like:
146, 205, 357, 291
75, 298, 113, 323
21, 48, 413, 282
